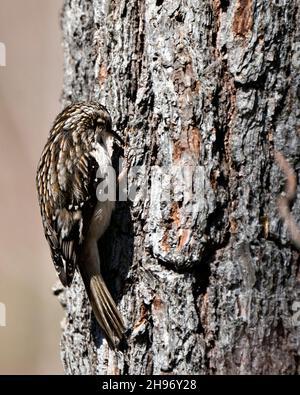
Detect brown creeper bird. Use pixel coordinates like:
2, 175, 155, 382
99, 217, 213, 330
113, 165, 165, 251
36, 102, 125, 347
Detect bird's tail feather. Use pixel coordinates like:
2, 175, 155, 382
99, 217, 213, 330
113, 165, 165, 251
80, 268, 125, 348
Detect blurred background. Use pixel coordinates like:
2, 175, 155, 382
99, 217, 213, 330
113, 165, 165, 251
0, 0, 64, 374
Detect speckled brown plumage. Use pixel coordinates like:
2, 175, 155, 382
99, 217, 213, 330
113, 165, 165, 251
36, 102, 124, 347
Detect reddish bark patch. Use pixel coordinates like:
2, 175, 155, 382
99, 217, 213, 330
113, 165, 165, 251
229, 216, 238, 234
232, 0, 253, 38
153, 295, 163, 311
98, 63, 107, 86
210, 169, 219, 191
112, 366, 121, 375
161, 231, 171, 252
173, 127, 201, 162
192, 80, 201, 94
160, 202, 180, 252
188, 127, 201, 159
134, 302, 149, 329
177, 229, 191, 251
170, 201, 180, 227
222, 70, 237, 178
173, 139, 185, 161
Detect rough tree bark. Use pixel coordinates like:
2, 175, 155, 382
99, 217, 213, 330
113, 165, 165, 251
56, 0, 300, 374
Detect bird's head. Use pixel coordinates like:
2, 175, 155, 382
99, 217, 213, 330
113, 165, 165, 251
52, 101, 124, 146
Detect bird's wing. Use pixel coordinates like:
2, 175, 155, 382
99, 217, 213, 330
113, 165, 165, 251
37, 132, 101, 286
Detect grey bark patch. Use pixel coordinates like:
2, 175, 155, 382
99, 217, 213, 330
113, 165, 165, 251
58, 0, 300, 374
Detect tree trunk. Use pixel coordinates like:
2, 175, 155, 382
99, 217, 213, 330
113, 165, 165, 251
58, 0, 300, 374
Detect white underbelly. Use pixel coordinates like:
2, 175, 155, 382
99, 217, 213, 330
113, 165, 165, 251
88, 139, 115, 241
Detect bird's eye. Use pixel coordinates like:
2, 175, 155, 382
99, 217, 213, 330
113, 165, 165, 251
96, 118, 105, 126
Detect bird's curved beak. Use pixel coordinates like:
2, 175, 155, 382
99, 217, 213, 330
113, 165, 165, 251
111, 130, 124, 146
